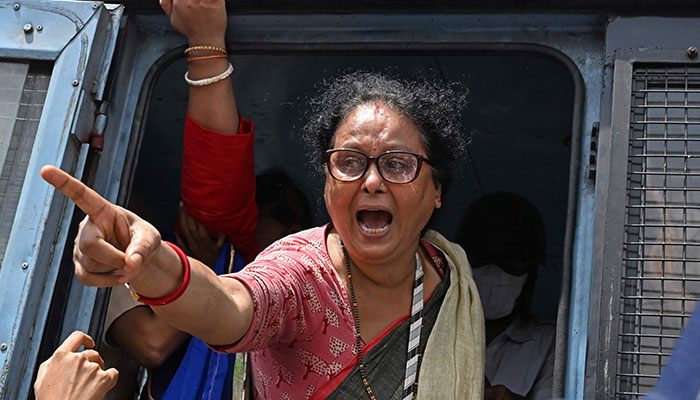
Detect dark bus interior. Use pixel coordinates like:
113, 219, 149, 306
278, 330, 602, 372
127, 52, 574, 320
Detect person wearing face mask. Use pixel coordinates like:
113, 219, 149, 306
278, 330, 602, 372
457, 192, 554, 400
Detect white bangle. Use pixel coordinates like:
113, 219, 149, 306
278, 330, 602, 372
184, 62, 234, 87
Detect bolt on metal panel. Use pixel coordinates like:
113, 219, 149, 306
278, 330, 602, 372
0, 0, 102, 60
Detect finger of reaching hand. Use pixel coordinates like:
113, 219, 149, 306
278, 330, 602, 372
81, 349, 105, 370
194, 215, 209, 239
175, 233, 191, 256
41, 166, 111, 219
58, 331, 95, 353
181, 210, 207, 255
180, 205, 198, 240
102, 368, 119, 388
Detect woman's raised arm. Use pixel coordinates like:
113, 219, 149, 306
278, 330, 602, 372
163, 0, 260, 259
161, 0, 239, 133
41, 165, 253, 346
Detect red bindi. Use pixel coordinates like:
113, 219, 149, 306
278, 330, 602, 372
373, 146, 377, 151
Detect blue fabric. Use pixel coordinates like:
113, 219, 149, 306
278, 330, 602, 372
161, 241, 245, 400
644, 303, 700, 400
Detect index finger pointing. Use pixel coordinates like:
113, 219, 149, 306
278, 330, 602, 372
57, 331, 95, 353
41, 166, 111, 218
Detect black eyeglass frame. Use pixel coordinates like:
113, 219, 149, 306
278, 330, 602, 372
324, 148, 432, 184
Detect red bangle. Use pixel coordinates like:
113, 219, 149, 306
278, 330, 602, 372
124, 241, 191, 306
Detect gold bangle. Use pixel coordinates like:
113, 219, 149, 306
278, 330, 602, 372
184, 45, 227, 55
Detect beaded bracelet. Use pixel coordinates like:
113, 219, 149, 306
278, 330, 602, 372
187, 54, 229, 63
184, 45, 227, 55
124, 241, 191, 306
184, 62, 234, 86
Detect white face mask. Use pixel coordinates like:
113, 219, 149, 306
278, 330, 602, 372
472, 263, 528, 320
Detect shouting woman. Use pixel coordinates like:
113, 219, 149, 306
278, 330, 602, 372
41, 70, 484, 400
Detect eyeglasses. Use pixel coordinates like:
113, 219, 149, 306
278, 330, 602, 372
325, 148, 431, 184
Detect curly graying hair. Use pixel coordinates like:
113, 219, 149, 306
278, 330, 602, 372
303, 71, 468, 194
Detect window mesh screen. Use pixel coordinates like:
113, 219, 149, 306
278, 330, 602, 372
617, 64, 700, 398
0, 62, 51, 268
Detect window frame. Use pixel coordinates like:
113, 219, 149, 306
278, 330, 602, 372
0, 2, 122, 397
97, 13, 603, 399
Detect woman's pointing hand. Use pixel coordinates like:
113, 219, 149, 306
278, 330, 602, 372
41, 165, 162, 287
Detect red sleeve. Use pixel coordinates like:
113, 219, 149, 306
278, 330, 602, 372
181, 112, 259, 263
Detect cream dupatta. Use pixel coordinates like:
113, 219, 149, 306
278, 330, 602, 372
418, 230, 485, 400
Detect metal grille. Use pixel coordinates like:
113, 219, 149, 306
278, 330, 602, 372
617, 64, 700, 398
0, 62, 51, 268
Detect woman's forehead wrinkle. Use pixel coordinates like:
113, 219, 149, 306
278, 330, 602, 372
338, 130, 389, 150
340, 111, 390, 138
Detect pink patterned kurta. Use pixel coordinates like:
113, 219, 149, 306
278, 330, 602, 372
213, 225, 358, 399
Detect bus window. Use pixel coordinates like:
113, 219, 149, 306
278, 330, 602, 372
110, 51, 574, 397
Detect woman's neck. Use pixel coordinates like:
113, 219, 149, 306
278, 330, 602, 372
327, 230, 418, 290
326, 230, 422, 341
325, 228, 442, 342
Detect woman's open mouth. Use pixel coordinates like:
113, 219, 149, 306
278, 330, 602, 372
357, 210, 393, 234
